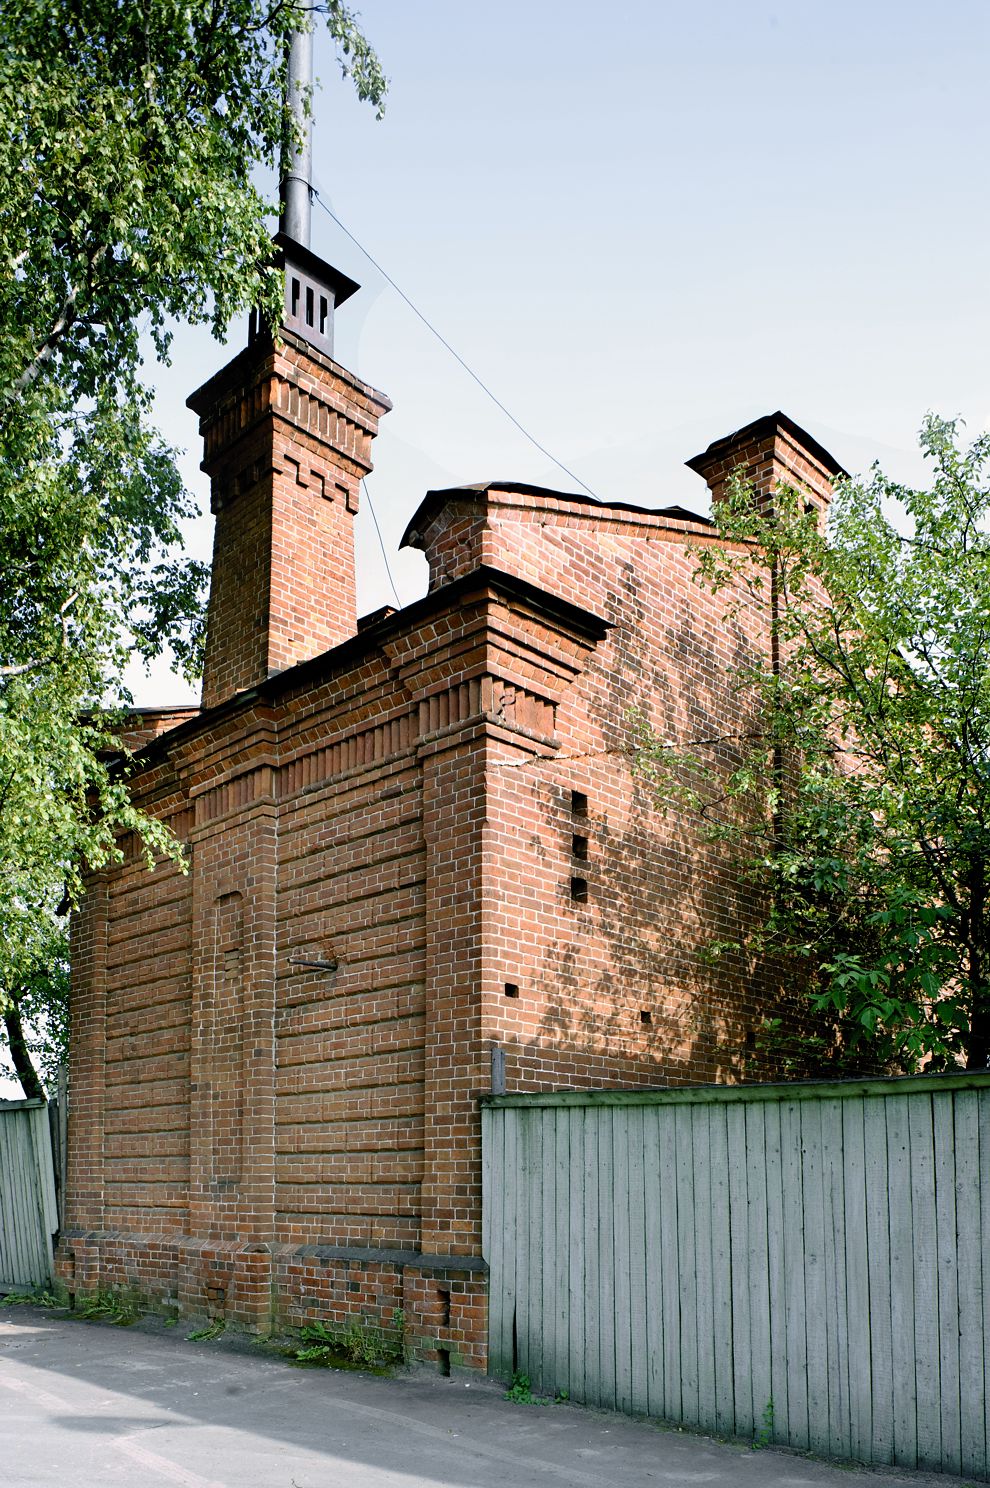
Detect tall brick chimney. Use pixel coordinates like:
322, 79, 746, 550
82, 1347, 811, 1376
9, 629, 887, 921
686, 411, 846, 517
188, 240, 391, 709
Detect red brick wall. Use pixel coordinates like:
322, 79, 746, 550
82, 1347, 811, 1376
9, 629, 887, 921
60, 379, 841, 1373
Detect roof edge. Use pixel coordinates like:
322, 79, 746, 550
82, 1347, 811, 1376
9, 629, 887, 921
400, 481, 712, 550
686, 410, 849, 481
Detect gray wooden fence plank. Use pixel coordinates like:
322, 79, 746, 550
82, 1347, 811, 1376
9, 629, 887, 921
726, 1100, 753, 1438
909, 1095, 940, 1471
801, 1099, 830, 1458
953, 1091, 985, 1479
597, 1106, 617, 1410
708, 1102, 734, 1438
864, 1097, 894, 1464
481, 1109, 500, 1373
485, 1113, 503, 1374
31, 1104, 58, 1245
675, 1104, 699, 1427
886, 1094, 917, 1467
500, 1108, 519, 1380
524, 1109, 544, 1390
643, 1107, 665, 1419
658, 1105, 682, 1423
980, 1089, 990, 1479
612, 1107, 633, 1414
582, 1104, 602, 1407
538, 1109, 556, 1397
0, 1116, 15, 1283
745, 1101, 772, 1445
0, 1116, 16, 1285
763, 1101, 787, 1445
626, 1107, 649, 1416
518, 1107, 532, 1380
934, 1091, 961, 1476
19, 1117, 40, 1281
820, 1096, 849, 1462
692, 1105, 716, 1434
841, 1097, 872, 1465
781, 1098, 809, 1450
554, 1109, 570, 1400
567, 1106, 586, 1407
2, 1113, 34, 1285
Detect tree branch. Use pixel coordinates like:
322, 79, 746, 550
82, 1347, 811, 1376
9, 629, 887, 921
9, 247, 107, 398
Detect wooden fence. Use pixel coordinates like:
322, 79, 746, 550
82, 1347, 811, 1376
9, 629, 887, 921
482, 1071, 990, 1479
0, 1099, 59, 1293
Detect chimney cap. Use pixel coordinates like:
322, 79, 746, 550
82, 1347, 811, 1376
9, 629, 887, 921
685, 410, 848, 482
273, 231, 360, 309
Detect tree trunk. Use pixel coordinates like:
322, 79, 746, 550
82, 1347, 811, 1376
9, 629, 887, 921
2, 1001, 46, 1101
967, 990, 990, 1070
965, 859, 990, 1070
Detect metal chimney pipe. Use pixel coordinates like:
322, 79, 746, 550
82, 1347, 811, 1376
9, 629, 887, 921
281, 26, 313, 247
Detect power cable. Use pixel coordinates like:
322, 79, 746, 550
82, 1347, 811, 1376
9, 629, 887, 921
362, 475, 403, 608
310, 187, 601, 502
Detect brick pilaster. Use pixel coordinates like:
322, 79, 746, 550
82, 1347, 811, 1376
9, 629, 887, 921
419, 732, 489, 1256
63, 872, 109, 1231
186, 749, 279, 1255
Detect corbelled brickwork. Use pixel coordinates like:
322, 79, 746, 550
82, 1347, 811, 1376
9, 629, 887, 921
58, 250, 845, 1373
191, 330, 391, 707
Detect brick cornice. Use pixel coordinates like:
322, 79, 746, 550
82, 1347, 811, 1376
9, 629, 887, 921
401, 482, 717, 554
187, 329, 390, 427
117, 566, 610, 783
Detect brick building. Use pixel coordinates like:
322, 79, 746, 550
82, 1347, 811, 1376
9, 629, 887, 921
57, 235, 845, 1369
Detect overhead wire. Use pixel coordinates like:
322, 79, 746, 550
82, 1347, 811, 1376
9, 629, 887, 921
362, 475, 402, 608
310, 186, 601, 504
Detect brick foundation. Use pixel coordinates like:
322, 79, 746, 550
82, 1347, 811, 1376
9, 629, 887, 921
55, 1230, 485, 1368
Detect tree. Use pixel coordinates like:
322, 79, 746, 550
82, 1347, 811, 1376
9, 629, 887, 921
637, 416, 990, 1075
0, 0, 386, 1096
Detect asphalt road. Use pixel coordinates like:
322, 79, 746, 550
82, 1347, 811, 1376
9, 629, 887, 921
0, 1304, 975, 1488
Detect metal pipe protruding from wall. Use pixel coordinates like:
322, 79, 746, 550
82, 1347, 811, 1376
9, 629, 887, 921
281, 25, 314, 248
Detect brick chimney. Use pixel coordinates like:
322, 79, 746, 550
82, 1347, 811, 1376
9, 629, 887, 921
189, 238, 391, 710
686, 411, 846, 517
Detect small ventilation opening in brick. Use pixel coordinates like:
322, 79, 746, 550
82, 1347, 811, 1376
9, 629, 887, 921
437, 1347, 451, 1377
805, 501, 817, 517
571, 833, 589, 861
504, 983, 519, 998
745, 1028, 757, 1051
305, 285, 315, 327
438, 1287, 451, 1327
640, 1009, 652, 1025
290, 276, 300, 317
570, 790, 588, 817
570, 876, 588, 904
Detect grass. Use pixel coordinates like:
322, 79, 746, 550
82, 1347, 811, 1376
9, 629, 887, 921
287, 1315, 404, 1372
752, 1398, 775, 1450
1, 1289, 62, 1308
503, 1371, 571, 1407
74, 1290, 139, 1326
187, 1319, 226, 1342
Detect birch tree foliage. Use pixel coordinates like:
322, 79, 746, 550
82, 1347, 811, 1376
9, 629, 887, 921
0, 0, 386, 1092
637, 416, 990, 1074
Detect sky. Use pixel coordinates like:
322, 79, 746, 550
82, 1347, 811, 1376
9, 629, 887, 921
132, 0, 990, 704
